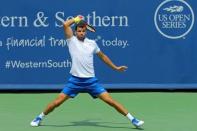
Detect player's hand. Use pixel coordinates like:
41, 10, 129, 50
73, 15, 84, 24
115, 66, 128, 72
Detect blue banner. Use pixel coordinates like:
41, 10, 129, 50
0, 0, 197, 89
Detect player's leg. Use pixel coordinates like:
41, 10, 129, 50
44, 93, 70, 115
30, 93, 70, 127
98, 92, 128, 115
30, 81, 79, 127
87, 77, 144, 128
98, 92, 144, 128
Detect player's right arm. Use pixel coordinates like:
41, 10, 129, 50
63, 15, 84, 39
63, 19, 74, 39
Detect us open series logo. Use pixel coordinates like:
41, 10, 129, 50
154, 0, 195, 39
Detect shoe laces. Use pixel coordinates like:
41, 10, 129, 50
33, 117, 41, 122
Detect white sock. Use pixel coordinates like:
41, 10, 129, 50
126, 113, 134, 121
38, 112, 45, 119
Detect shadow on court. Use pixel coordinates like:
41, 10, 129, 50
41, 119, 144, 130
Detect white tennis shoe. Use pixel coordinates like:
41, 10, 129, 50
30, 116, 42, 127
132, 118, 144, 128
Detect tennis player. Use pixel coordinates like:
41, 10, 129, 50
30, 15, 144, 128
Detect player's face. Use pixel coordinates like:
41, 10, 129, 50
76, 27, 87, 41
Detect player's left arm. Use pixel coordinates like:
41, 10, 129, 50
96, 51, 128, 72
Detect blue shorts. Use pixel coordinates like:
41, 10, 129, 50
61, 75, 107, 98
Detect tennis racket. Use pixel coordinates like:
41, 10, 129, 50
80, 20, 96, 32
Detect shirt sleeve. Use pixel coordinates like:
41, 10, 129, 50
66, 36, 75, 47
93, 42, 101, 54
